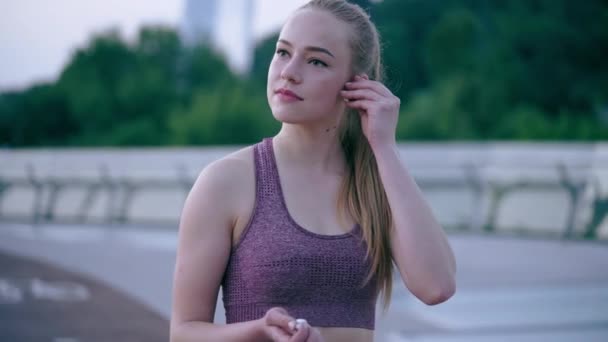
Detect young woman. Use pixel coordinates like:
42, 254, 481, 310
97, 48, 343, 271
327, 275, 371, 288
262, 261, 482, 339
170, 1, 456, 341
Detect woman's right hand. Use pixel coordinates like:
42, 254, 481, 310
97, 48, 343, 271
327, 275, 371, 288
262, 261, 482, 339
260, 307, 323, 342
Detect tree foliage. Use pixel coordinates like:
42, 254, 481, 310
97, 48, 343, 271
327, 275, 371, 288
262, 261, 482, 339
1, 0, 607, 146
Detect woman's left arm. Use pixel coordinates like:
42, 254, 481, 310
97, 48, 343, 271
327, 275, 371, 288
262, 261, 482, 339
343, 75, 457, 305
372, 142, 456, 305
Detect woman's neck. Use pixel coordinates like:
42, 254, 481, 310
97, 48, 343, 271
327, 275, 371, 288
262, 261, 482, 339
274, 124, 347, 175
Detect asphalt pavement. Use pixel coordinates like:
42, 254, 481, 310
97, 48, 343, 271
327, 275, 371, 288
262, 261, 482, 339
1, 223, 607, 341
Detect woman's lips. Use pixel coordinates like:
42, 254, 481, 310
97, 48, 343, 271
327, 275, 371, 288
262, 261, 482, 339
275, 88, 303, 102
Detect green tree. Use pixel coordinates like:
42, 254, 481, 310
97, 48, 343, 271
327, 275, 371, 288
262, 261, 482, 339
179, 44, 236, 99
57, 29, 137, 136
54, 26, 237, 146
423, 8, 481, 79
373, 0, 445, 100
251, 33, 279, 87
348, 0, 372, 12
169, 84, 278, 145
376, 0, 608, 141
0, 85, 76, 146
2, 1, 607, 145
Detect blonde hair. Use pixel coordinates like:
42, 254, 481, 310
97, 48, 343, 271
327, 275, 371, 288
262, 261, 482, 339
301, 0, 394, 310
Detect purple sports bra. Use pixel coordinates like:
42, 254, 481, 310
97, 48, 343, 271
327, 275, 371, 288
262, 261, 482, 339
220, 138, 378, 329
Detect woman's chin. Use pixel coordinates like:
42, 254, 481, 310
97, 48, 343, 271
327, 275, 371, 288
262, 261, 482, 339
271, 111, 312, 124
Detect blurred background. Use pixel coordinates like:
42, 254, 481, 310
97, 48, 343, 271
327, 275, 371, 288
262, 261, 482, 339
1, 0, 608, 341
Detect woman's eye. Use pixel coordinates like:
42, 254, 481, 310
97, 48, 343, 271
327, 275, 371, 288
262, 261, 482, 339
276, 49, 289, 57
309, 59, 328, 67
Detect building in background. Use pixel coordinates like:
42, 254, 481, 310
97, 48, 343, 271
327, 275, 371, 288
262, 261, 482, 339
180, 0, 218, 46
181, 0, 254, 75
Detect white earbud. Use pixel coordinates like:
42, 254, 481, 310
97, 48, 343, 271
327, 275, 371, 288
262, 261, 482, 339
289, 318, 308, 331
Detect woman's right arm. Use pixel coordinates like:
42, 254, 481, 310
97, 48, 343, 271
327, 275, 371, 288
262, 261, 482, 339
170, 157, 315, 342
170, 158, 268, 341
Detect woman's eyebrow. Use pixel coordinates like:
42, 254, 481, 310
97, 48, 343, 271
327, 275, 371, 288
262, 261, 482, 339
278, 39, 335, 59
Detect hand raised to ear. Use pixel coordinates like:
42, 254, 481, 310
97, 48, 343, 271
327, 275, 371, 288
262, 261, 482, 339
341, 73, 400, 150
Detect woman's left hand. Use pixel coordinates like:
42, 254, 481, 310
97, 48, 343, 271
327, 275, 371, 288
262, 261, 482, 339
291, 320, 324, 342
341, 74, 400, 150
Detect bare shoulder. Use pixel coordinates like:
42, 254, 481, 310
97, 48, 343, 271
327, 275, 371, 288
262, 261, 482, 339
195, 145, 254, 191
185, 145, 256, 233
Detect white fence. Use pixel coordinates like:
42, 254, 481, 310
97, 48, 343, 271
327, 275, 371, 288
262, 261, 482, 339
2, 143, 608, 240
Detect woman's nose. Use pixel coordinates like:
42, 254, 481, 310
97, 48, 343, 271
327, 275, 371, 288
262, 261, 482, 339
280, 60, 302, 84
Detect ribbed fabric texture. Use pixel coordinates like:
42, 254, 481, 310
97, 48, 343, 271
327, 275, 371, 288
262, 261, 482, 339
221, 137, 378, 330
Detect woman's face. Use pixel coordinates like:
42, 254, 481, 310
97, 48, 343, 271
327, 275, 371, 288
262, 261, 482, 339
267, 8, 353, 126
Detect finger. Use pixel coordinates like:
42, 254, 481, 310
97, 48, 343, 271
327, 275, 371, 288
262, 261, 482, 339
354, 74, 368, 80
348, 79, 391, 97
345, 99, 374, 113
346, 78, 392, 97
266, 307, 296, 333
268, 326, 291, 342
308, 328, 324, 342
341, 89, 382, 102
289, 321, 311, 342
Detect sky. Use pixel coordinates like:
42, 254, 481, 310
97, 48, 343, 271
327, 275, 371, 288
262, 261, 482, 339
0, 0, 308, 92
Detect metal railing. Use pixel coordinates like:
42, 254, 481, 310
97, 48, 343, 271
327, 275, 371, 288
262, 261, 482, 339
1, 147, 607, 240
